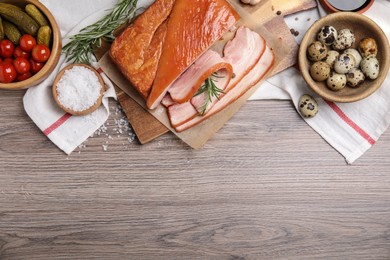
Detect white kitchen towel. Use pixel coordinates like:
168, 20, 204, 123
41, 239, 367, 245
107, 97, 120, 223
251, 0, 390, 164
23, 0, 390, 163
23, 0, 158, 154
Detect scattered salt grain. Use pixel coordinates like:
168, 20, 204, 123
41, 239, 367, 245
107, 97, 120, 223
56, 66, 101, 112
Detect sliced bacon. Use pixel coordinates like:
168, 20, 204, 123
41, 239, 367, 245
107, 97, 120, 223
166, 28, 268, 129
190, 69, 231, 114
168, 50, 233, 104
166, 68, 231, 127
223, 26, 266, 93
161, 94, 176, 108
167, 102, 198, 128
175, 46, 274, 133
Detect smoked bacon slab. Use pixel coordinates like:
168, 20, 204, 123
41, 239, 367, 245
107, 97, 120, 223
110, 0, 175, 99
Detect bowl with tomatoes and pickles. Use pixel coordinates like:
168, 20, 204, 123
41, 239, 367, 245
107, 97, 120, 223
0, 0, 61, 90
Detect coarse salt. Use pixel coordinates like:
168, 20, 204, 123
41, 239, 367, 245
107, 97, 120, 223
56, 66, 102, 112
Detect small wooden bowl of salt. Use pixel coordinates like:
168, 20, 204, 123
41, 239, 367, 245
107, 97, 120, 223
52, 64, 105, 116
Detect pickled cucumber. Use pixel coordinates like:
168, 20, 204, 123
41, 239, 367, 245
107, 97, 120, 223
3, 20, 21, 45
37, 25, 51, 47
0, 3, 39, 36
25, 4, 49, 27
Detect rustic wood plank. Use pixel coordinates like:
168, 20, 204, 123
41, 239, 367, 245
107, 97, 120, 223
0, 89, 390, 259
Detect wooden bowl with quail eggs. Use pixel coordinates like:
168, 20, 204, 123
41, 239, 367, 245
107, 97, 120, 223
299, 12, 390, 103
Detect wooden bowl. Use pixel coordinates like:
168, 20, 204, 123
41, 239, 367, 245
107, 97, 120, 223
52, 64, 105, 116
299, 12, 390, 103
0, 0, 61, 90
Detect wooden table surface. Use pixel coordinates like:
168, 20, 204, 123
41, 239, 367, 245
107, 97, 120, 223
0, 89, 389, 260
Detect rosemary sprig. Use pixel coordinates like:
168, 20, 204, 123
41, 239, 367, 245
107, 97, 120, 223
195, 73, 225, 116
62, 0, 139, 65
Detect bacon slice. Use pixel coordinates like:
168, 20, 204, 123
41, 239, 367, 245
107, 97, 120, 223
168, 50, 233, 104
167, 102, 198, 128
175, 46, 275, 133
167, 68, 231, 127
161, 94, 176, 108
190, 69, 231, 115
110, 0, 174, 99
223, 26, 266, 93
147, 0, 240, 109
190, 28, 266, 114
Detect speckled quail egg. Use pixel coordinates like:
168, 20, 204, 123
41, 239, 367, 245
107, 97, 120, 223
307, 41, 328, 61
310, 61, 330, 81
324, 50, 340, 68
332, 29, 355, 51
317, 25, 338, 45
360, 56, 380, 80
343, 48, 362, 68
334, 53, 355, 74
326, 72, 347, 91
346, 68, 365, 87
358, 37, 378, 57
298, 94, 318, 118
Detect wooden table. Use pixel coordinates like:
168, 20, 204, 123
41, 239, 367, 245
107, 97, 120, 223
1, 89, 390, 259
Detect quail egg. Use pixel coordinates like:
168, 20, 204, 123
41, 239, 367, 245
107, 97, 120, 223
317, 25, 338, 45
310, 61, 330, 81
307, 41, 328, 61
324, 50, 340, 68
360, 56, 380, 80
332, 29, 355, 51
346, 68, 365, 87
358, 37, 378, 57
326, 72, 347, 91
298, 94, 318, 118
343, 48, 362, 68
334, 53, 355, 74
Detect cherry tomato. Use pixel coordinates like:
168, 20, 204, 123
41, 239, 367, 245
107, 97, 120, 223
0, 62, 17, 83
0, 40, 15, 58
3, 58, 14, 64
14, 46, 30, 59
13, 57, 30, 74
17, 71, 32, 81
19, 34, 36, 52
29, 59, 44, 74
32, 44, 50, 63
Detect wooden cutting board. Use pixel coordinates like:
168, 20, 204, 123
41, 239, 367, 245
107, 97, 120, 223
95, 0, 317, 144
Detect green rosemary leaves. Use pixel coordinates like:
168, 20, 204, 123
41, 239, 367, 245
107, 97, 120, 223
62, 0, 138, 65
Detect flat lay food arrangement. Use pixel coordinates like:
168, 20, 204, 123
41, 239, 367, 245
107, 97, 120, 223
1, 0, 390, 162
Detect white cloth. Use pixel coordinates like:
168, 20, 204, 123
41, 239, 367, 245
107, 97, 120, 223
251, 0, 390, 164
23, 0, 153, 154
23, 0, 390, 163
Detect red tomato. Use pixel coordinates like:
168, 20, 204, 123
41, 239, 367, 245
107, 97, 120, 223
14, 46, 30, 59
19, 34, 36, 52
17, 71, 32, 81
29, 59, 44, 74
32, 44, 50, 63
0, 62, 17, 83
3, 58, 14, 64
0, 40, 15, 58
13, 57, 30, 74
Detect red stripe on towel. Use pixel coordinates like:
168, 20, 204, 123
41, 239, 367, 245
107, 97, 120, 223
43, 113, 72, 136
97, 67, 104, 74
325, 101, 376, 145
